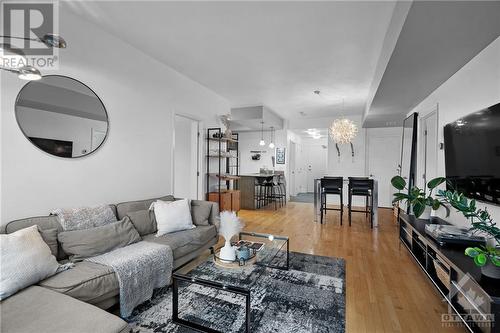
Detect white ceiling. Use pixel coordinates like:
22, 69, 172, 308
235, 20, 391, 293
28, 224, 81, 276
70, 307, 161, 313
65, 1, 397, 120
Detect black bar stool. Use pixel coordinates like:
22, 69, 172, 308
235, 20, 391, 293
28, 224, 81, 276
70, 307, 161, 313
254, 176, 268, 209
320, 177, 344, 224
347, 177, 374, 228
263, 176, 278, 210
273, 172, 286, 207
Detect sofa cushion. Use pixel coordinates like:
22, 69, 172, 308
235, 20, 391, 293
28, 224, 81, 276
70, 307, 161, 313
116, 195, 174, 220
58, 217, 141, 261
0, 226, 60, 300
152, 199, 195, 236
39, 261, 119, 306
51, 205, 117, 231
142, 225, 217, 259
0, 285, 128, 333
39, 228, 59, 257
191, 200, 212, 226
126, 210, 156, 236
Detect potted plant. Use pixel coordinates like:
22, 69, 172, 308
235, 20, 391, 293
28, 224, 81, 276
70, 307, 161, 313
390, 176, 448, 219
437, 189, 500, 279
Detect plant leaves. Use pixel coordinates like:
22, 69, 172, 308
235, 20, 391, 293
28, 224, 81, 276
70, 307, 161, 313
491, 255, 500, 267
465, 247, 479, 258
474, 253, 487, 266
391, 176, 406, 190
432, 199, 441, 210
427, 177, 446, 189
412, 200, 425, 218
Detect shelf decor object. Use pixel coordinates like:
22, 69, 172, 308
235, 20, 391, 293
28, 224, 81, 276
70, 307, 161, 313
206, 127, 240, 212
218, 211, 243, 261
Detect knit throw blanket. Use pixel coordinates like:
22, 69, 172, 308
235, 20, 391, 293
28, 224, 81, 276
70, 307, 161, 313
85, 241, 173, 318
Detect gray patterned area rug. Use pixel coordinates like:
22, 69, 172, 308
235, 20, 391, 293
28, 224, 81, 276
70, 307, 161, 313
128, 252, 345, 333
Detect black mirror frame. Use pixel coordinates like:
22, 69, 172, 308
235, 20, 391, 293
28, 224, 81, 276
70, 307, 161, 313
400, 112, 419, 214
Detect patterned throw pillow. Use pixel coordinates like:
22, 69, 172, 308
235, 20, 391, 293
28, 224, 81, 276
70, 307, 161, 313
51, 205, 117, 231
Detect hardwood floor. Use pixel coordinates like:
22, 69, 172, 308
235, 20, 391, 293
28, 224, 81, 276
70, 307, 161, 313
236, 202, 466, 333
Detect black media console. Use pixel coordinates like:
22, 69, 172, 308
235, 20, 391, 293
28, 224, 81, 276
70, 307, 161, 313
398, 211, 500, 333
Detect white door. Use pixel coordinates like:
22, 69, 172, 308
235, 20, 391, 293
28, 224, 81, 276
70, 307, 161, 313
306, 145, 327, 192
173, 115, 199, 199
421, 111, 438, 186
289, 141, 297, 196
295, 143, 307, 193
367, 131, 401, 207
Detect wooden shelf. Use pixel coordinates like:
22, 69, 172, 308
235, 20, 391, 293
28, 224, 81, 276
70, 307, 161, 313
208, 173, 241, 180
206, 154, 238, 158
207, 137, 239, 143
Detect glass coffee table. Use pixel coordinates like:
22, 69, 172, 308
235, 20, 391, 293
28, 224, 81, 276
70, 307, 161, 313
172, 231, 289, 332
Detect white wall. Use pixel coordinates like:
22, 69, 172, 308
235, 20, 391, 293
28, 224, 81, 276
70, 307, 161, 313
409, 37, 500, 228
0, 9, 229, 224
237, 129, 287, 174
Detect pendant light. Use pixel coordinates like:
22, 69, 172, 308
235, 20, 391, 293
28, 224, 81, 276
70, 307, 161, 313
259, 121, 265, 146
329, 98, 358, 144
268, 126, 275, 149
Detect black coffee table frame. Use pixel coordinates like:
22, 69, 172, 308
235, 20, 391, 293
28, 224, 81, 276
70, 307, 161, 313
172, 273, 251, 333
172, 232, 289, 332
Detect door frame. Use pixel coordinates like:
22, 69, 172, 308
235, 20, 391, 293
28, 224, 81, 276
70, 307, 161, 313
419, 105, 439, 188
172, 113, 201, 200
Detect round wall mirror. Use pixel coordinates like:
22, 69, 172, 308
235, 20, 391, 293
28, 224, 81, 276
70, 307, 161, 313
15, 75, 108, 158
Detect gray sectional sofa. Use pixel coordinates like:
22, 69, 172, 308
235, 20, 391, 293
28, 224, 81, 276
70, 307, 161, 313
0, 195, 220, 333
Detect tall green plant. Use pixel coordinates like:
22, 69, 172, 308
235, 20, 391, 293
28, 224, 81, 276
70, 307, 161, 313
391, 176, 448, 218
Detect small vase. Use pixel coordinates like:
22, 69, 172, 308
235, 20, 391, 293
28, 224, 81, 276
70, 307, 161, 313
219, 239, 236, 261
481, 261, 500, 279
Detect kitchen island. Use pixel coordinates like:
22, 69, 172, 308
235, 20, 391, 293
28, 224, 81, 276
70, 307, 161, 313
239, 173, 279, 209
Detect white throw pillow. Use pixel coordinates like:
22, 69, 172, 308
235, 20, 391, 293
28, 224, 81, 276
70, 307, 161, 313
0, 225, 60, 300
151, 199, 195, 236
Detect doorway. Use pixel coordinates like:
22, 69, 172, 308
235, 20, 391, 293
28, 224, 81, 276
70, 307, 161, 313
367, 129, 401, 207
289, 141, 297, 196
305, 144, 328, 192
173, 115, 200, 199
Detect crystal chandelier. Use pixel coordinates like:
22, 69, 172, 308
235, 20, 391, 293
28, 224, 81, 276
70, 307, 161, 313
329, 118, 358, 144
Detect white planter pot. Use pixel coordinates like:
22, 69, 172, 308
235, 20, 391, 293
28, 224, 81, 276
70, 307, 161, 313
219, 239, 236, 261
419, 206, 432, 220
410, 206, 432, 220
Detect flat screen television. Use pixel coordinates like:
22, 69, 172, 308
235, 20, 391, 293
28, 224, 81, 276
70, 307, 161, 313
444, 102, 500, 205
28, 137, 73, 158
